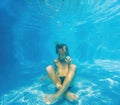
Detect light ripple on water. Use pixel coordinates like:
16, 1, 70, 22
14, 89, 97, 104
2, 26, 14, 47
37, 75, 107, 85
1, 60, 120, 105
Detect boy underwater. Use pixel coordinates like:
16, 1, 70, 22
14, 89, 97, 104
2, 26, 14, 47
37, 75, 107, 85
44, 43, 78, 104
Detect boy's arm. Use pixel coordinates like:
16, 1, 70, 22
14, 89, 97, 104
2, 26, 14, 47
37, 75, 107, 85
40, 75, 48, 81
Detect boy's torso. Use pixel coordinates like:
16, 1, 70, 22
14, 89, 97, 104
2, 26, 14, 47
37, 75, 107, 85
54, 59, 69, 77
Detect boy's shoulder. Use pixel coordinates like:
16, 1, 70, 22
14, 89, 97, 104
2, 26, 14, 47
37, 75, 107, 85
54, 58, 59, 63
54, 59, 60, 68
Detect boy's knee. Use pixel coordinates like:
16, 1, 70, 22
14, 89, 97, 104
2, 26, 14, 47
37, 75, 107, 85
70, 64, 76, 72
70, 64, 76, 71
46, 65, 53, 72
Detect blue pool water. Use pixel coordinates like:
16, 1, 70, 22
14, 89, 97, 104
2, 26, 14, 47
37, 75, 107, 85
0, 0, 120, 105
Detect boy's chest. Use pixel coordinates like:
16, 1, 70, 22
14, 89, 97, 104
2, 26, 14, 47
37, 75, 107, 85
56, 62, 69, 71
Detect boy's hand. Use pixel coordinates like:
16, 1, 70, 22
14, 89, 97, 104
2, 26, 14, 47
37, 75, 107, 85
40, 75, 48, 82
65, 56, 71, 64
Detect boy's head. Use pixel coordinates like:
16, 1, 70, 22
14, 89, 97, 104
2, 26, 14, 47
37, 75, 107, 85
56, 43, 69, 60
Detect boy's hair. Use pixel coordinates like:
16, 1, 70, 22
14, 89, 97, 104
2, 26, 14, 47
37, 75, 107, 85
55, 43, 69, 56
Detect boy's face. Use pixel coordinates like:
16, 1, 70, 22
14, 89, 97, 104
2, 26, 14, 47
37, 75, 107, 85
58, 46, 67, 60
